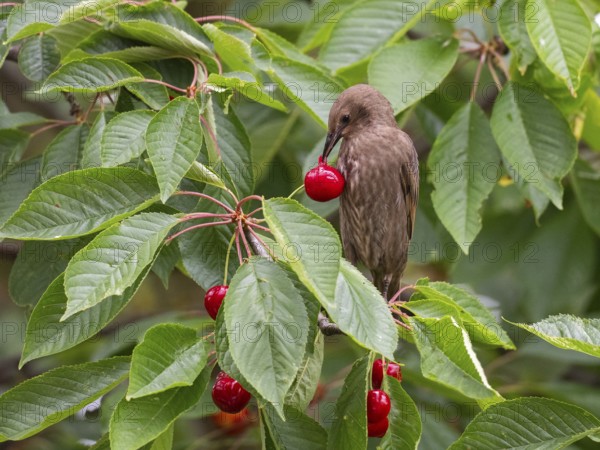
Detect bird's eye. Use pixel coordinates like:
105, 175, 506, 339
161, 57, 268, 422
341, 114, 350, 124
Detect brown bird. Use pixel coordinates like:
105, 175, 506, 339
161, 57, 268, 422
323, 84, 419, 300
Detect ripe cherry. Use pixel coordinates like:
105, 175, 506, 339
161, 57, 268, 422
204, 285, 228, 320
386, 362, 402, 382
372, 359, 402, 389
368, 417, 389, 438
372, 359, 384, 389
304, 156, 345, 202
212, 372, 251, 414
211, 408, 252, 435
367, 389, 391, 423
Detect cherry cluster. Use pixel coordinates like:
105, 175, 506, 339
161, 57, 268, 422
367, 358, 402, 438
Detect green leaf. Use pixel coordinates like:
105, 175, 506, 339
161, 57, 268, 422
263, 197, 341, 303
6, 1, 59, 42
380, 377, 422, 449
62, 212, 178, 319
411, 280, 515, 349
108, 19, 212, 58
285, 333, 324, 412
0, 111, 48, 129
185, 160, 226, 190
101, 110, 155, 167
146, 97, 203, 203
125, 63, 170, 110
498, 0, 537, 73
449, 397, 600, 449
43, 57, 144, 93
9, 238, 88, 307
571, 158, 600, 236
327, 355, 369, 450
20, 259, 155, 366
333, 259, 398, 359
508, 314, 600, 358
202, 23, 255, 73
408, 316, 502, 405
206, 72, 287, 111
40, 124, 88, 180
490, 82, 577, 208
267, 57, 343, 128
151, 243, 180, 289
0, 356, 130, 441
109, 367, 211, 450
318, 0, 433, 75
0, 129, 29, 171
82, 111, 115, 168
526, 0, 592, 94
261, 405, 328, 450
203, 99, 254, 198
60, 0, 120, 24
0, 167, 160, 240
428, 103, 500, 253
17, 34, 60, 82
369, 37, 458, 114
224, 258, 309, 414
0, 157, 40, 227
127, 323, 209, 399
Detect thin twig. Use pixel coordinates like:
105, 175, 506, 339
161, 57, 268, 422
487, 57, 503, 92
142, 78, 188, 94
246, 221, 271, 233
179, 212, 231, 222
236, 195, 262, 211
166, 220, 232, 242
31, 121, 76, 137
246, 206, 263, 218
174, 191, 235, 213
470, 49, 487, 102
235, 227, 243, 264
488, 46, 511, 80
388, 284, 415, 304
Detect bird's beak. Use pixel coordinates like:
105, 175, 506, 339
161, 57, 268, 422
322, 128, 343, 161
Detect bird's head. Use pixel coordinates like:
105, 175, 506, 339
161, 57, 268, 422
323, 84, 396, 160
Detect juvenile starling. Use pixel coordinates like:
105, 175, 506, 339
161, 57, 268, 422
323, 84, 419, 299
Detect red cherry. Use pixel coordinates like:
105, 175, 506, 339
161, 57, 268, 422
367, 417, 389, 438
211, 408, 252, 435
372, 359, 384, 389
386, 362, 402, 382
212, 372, 251, 413
204, 285, 228, 320
367, 389, 391, 423
304, 156, 345, 202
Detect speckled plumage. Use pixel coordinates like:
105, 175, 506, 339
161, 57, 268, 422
324, 84, 419, 299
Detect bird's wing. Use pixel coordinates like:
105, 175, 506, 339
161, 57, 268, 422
395, 130, 419, 240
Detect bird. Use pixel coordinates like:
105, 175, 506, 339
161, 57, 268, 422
323, 84, 419, 300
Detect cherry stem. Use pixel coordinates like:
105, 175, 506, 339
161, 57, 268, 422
175, 191, 235, 214
179, 212, 231, 222
456, 28, 484, 46
166, 219, 232, 242
488, 46, 511, 80
194, 15, 257, 33
187, 58, 199, 90
199, 115, 221, 158
238, 220, 252, 258
223, 232, 237, 285
247, 221, 271, 233
196, 59, 209, 81
470, 49, 487, 102
212, 55, 223, 75
247, 226, 277, 260
142, 78, 187, 94
388, 284, 414, 304
31, 121, 77, 137
236, 195, 262, 212
487, 57, 503, 91
0, 3, 18, 7
235, 227, 243, 265
83, 16, 101, 25
394, 317, 412, 332
287, 184, 305, 199
246, 206, 263, 218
